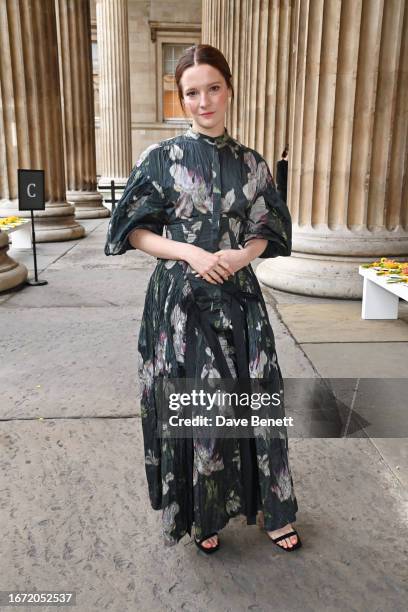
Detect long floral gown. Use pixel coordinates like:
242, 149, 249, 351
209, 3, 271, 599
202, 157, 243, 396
104, 125, 299, 546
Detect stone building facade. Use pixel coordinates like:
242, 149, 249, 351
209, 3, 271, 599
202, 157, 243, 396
1, 0, 407, 297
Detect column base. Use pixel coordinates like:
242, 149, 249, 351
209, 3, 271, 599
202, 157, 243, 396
66, 190, 109, 219
0, 201, 86, 242
255, 252, 408, 299
0, 232, 28, 293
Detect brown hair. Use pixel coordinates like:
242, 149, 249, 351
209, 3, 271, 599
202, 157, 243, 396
175, 44, 234, 117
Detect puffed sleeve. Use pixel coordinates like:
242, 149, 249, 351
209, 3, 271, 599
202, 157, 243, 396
104, 145, 168, 256
242, 152, 292, 258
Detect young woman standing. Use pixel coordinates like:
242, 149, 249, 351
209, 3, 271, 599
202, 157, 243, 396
105, 44, 301, 554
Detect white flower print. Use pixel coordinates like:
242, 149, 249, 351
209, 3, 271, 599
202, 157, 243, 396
228, 216, 241, 240
249, 195, 268, 224
170, 163, 213, 217
194, 440, 224, 478
221, 187, 236, 212
182, 220, 202, 243
154, 331, 167, 373
243, 152, 258, 201
243, 152, 273, 201
249, 349, 268, 377
219, 230, 231, 249
145, 450, 160, 466
226, 490, 241, 514
258, 453, 271, 477
271, 463, 293, 502
170, 304, 187, 363
139, 359, 154, 392
135, 143, 160, 167
162, 501, 180, 538
168, 143, 184, 161
152, 180, 164, 198
162, 472, 174, 495
164, 259, 177, 269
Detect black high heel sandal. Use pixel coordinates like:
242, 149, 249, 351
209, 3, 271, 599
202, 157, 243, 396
194, 531, 220, 554
266, 528, 302, 551
257, 512, 302, 552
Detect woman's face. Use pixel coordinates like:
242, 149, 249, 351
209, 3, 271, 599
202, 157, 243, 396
180, 63, 231, 136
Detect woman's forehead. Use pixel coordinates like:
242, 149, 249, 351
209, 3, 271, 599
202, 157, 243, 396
181, 64, 223, 88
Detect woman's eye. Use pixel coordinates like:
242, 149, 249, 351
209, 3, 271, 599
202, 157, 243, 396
210, 86, 220, 91
186, 91, 197, 97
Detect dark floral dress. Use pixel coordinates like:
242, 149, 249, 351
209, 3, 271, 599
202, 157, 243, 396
104, 126, 299, 546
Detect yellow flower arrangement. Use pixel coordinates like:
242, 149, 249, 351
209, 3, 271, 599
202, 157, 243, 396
0, 216, 29, 229
361, 257, 408, 283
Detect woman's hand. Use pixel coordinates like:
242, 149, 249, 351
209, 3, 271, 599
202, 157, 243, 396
213, 249, 250, 276
184, 245, 233, 284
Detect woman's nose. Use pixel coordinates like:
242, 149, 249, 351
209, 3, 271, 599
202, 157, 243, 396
199, 93, 210, 107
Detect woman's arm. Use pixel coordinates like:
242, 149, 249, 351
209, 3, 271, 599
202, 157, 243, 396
129, 228, 232, 284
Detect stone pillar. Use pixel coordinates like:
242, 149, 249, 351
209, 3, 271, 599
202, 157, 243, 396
202, 0, 292, 161
96, 0, 132, 208
203, 0, 408, 298
0, 0, 85, 242
257, 0, 408, 297
55, 0, 108, 219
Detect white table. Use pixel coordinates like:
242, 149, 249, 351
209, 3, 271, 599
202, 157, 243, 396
359, 265, 408, 319
0, 219, 32, 249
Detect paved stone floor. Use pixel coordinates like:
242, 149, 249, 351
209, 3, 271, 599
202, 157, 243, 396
1, 218, 407, 612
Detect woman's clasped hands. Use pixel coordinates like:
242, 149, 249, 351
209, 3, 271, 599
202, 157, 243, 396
185, 246, 249, 285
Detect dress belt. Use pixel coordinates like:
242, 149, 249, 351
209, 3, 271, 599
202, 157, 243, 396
183, 281, 262, 533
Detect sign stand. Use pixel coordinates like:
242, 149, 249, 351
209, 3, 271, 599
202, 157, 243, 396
26, 209, 47, 286
111, 179, 116, 214
18, 169, 48, 286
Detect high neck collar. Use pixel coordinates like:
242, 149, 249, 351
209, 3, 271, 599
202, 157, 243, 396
184, 125, 231, 147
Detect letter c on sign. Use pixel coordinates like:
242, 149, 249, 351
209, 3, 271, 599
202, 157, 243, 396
27, 183, 36, 198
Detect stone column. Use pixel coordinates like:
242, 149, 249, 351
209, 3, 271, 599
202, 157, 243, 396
0, 0, 85, 242
202, 0, 292, 161
256, 0, 408, 297
203, 0, 408, 298
55, 0, 108, 219
96, 0, 132, 208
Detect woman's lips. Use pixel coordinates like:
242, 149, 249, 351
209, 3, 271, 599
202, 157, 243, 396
200, 112, 214, 116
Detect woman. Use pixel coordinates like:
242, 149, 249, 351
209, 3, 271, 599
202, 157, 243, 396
105, 44, 301, 554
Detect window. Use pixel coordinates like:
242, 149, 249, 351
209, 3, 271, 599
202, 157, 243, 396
162, 43, 192, 120
149, 21, 201, 123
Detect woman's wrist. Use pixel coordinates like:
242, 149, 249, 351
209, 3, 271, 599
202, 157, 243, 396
242, 238, 268, 263
179, 242, 200, 263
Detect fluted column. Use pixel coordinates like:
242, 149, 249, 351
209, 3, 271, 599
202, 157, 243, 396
96, 0, 132, 208
257, 0, 408, 297
0, 0, 85, 242
203, 0, 408, 298
202, 0, 292, 161
55, 0, 108, 219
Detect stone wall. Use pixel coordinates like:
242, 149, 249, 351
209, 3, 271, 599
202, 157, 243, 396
91, 0, 201, 172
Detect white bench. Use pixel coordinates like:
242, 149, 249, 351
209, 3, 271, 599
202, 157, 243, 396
359, 265, 408, 319
0, 219, 32, 249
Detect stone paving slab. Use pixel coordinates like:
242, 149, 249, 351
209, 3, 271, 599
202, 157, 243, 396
275, 303, 408, 343
0, 306, 142, 419
0, 268, 152, 309
301, 342, 408, 378
0, 419, 407, 612
1, 218, 408, 611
